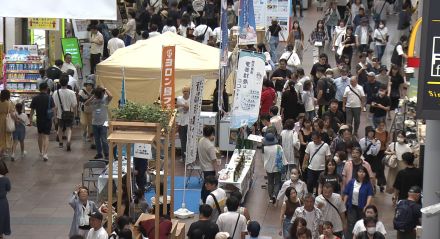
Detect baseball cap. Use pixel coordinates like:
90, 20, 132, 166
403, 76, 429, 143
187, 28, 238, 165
409, 186, 422, 194
89, 211, 103, 221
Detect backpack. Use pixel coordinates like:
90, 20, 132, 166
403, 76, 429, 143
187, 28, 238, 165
323, 78, 336, 101
393, 200, 416, 231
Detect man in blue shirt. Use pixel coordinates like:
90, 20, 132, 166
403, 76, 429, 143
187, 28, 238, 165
333, 66, 350, 110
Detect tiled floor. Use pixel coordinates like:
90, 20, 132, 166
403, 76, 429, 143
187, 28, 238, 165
3, 1, 404, 238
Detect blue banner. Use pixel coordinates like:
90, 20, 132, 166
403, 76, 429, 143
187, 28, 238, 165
120, 67, 127, 107
238, 0, 257, 45
220, 0, 229, 66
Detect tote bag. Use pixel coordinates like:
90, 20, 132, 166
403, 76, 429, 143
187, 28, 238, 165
5, 102, 15, 133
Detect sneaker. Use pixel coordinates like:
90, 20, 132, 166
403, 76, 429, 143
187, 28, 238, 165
269, 199, 274, 204
94, 154, 103, 159
21, 151, 27, 158
66, 143, 71, 152
10, 154, 15, 161
59, 143, 63, 148
272, 196, 276, 204
43, 154, 48, 161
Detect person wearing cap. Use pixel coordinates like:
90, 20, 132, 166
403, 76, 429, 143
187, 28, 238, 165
393, 186, 422, 239
393, 152, 423, 202
363, 72, 381, 124
262, 132, 287, 203
86, 211, 107, 239
354, 17, 372, 54
303, 131, 331, 194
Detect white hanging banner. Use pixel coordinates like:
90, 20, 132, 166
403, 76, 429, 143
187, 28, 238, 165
230, 51, 265, 129
0, 0, 117, 20
186, 76, 205, 164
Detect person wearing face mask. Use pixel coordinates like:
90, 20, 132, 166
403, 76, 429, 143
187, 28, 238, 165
370, 85, 390, 128
384, 131, 412, 194
198, 126, 221, 203
278, 167, 308, 203
373, 21, 388, 62
69, 185, 99, 238
352, 205, 387, 238
354, 217, 385, 239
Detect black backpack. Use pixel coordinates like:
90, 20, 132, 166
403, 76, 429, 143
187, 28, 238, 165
393, 200, 416, 231
323, 78, 336, 101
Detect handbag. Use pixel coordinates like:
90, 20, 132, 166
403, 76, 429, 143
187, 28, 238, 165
383, 142, 398, 168
57, 89, 74, 121
5, 102, 15, 133
275, 145, 287, 174
314, 41, 323, 47
302, 143, 325, 171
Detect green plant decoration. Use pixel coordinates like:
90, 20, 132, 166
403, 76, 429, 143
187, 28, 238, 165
112, 101, 173, 130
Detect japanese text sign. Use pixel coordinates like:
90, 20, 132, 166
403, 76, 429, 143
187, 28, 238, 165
160, 46, 176, 110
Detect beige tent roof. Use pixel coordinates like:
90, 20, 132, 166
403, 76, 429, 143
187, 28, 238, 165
96, 32, 222, 107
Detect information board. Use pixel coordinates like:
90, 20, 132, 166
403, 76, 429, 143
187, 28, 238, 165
417, 0, 440, 119
253, 0, 290, 41
61, 38, 83, 67
28, 18, 59, 31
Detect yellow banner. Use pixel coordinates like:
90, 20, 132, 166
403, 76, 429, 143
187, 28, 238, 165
28, 18, 59, 30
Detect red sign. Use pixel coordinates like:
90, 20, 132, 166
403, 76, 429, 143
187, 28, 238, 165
160, 46, 176, 110
407, 57, 420, 68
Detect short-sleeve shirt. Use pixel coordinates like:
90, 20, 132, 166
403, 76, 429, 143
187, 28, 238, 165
193, 25, 213, 44
317, 78, 330, 105
205, 187, 227, 222
371, 95, 391, 117
318, 173, 342, 193
216, 212, 247, 239
30, 93, 54, 121
91, 96, 110, 126
271, 69, 292, 91
343, 85, 365, 108
187, 220, 219, 239
393, 168, 423, 200
352, 219, 387, 236
52, 88, 77, 119
315, 194, 346, 232
305, 142, 331, 171
197, 137, 217, 171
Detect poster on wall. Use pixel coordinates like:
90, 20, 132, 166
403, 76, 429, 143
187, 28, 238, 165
230, 51, 265, 128
252, 0, 290, 41
72, 20, 90, 40
186, 76, 205, 164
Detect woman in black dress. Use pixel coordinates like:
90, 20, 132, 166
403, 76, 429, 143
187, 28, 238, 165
0, 161, 11, 238
341, 26, 356, 68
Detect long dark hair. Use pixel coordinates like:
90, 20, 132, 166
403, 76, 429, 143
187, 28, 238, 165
0, 90, 10, 102
315, 20, 325, 31
292, 20, 302, 34
324, 159, 337, 175
354, 165, 370, 183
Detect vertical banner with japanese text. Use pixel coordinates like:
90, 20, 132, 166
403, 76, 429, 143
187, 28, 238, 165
238, 0, 257, 45
160, 45, 176, 110
186, 76, 205, 164
230, 51, 265, 128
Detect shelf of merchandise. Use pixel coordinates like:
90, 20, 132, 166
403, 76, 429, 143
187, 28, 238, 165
4, 60, 43, 95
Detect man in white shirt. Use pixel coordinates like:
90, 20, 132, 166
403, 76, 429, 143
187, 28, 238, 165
269, 106, 282, 136
217, 197, 248, 239
53, 74, 77, 151
205, 176, 227, 222
177, 86, 190, 162
315, 183, 347, 238
213, 26, 230, 46
89, 25, 104, 74
86, 211, 108, 239
303, 131, 331, 194
107, 29, 125, 56
61, 53, 78, 81
149, 24, 162, 38
66, 69, 79, 93
342, 76, 366, 136
194, 18, 214, 44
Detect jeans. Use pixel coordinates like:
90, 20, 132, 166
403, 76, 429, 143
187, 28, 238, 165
92, 125, 109, 157
267, 172, 282, 199
373, 116, 386, 128
346, 205, 364, 239
178, 125, 188, 160
90, 53, 101, 74
305, 110, 316, 120
346, 107, 361, 135
306, 169, 323, 194
327, 25, 333, 44
269, 36, 279, 63
292, 0, 303, 16
124, 35, 133, 46
337, 6, 346, 20
375, 45, 386, 62
201, 171, 216, 203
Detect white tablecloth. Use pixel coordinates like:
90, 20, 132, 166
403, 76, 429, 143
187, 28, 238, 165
218, 149, 256, 199
97, 158, 133, 194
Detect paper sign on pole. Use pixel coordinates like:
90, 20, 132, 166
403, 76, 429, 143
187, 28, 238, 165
160, 46, 176, 110
28, 18, 59, 31
133, 143, 153, 159
230, 51, 265, 128
186, 76, 205, 164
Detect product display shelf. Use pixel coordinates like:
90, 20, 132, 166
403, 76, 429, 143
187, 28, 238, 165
4, 59, 43, 95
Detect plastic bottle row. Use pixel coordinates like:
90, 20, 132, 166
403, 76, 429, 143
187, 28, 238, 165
6, 63, 42, 71
7, 73, 40, 80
